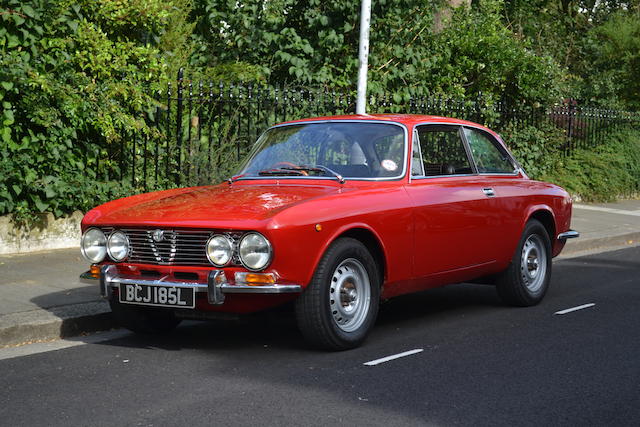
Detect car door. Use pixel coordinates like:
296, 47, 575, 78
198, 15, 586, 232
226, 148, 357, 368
462, 126, 524, 262
406, 124, 503, 284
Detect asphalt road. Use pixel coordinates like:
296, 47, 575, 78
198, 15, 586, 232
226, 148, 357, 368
1, 247, 639, 426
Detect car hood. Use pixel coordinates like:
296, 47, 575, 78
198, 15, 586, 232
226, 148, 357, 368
84, 182, 348, 228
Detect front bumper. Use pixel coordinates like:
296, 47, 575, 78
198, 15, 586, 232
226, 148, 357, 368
80, 265, 302, 305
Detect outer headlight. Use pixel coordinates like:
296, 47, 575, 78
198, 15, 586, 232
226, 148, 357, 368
107, 230, 129, 262
239, 232, 272, 271
206, 234, 234, 267
81, 228, 107, 263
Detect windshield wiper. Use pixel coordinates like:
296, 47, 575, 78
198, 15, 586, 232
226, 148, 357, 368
257, 168, 308, 177
228, 173, 246, 184
281, 165, 345, 184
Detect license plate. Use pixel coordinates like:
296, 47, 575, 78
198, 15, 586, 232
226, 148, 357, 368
119, 283, 195, 308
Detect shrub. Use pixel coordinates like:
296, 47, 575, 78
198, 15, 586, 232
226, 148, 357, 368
0, 0, 186, 222
501, 120, 565, 180
541, 129, 640, 202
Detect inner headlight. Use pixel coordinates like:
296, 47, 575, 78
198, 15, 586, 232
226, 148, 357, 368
239, 232, 272, 271
206, 234, 233, 267
107, 230, 129, 262
81, 228, 107, 263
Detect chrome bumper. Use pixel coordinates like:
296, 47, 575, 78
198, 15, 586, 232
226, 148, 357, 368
80, 265, 302, 305
557, 230, 580, 240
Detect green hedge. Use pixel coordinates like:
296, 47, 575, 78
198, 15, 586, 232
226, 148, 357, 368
506, 125, 640, 202
542, 130, 640, 202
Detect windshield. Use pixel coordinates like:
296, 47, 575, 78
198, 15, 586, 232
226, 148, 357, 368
237, 122, 406, 180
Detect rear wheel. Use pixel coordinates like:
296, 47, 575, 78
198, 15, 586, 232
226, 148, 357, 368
496, 219, 552, 306
109, 299, 181, 334
295, 238, 380, 351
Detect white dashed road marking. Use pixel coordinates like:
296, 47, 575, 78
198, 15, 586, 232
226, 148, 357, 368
363, 348, 424, 366
555, 303, 596, 315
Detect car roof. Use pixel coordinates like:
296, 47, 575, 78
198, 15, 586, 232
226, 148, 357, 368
278, 113, 488, 129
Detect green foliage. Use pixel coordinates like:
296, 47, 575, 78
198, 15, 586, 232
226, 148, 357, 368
502, 119, 640, 202
1, 0, 639, 223
580, 12, 640, 109
416, 0, 565, 104
502, 120, 565, 179
501, 1, 640, 109
0, 0, 190, 221
190, 0, 565, 104
541, 129, 640, 201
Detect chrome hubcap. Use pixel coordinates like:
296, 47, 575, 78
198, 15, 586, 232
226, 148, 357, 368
329, 258, 371, 332
521, 235, 547, 293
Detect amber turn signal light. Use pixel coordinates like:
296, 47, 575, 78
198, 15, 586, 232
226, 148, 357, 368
89, 264, 101, 278
235, 272, 276, 286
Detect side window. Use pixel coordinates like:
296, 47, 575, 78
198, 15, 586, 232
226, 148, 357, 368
414, 125, 473, 176
464, 128, 515, 174
411, 131, 424, 176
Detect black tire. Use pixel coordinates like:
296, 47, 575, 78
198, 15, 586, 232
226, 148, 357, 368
496, 219, 552, 307
109, 299, 181, 334
295, 237, 380, 351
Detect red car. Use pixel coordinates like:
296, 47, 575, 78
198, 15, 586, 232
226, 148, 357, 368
80, 114, 579, 350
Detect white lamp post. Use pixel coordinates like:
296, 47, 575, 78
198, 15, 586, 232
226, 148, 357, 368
356, 0, 372, 115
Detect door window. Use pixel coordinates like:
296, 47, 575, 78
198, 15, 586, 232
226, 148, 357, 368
463, 128, 515, 174
413, 125, 473, 176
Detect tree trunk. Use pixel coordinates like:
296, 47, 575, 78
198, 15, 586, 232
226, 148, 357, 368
433, 0, 472, 33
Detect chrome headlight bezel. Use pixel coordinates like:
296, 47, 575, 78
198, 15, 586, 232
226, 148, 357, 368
238, 232, 273, 271
81, 227, 107, 263
206, 234, 234, 267
107, 230, 130, 262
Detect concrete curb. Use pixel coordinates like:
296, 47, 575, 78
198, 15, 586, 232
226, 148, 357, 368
559, 231, 640, 258
0, 301, 116, 348
1, 233, 639, 348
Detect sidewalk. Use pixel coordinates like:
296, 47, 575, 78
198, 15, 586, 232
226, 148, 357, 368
1, 200, 639, 347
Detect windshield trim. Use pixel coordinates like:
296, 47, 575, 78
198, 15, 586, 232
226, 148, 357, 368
234, 119, 409, 182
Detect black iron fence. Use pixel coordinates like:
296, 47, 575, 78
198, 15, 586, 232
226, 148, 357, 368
93, 70, 640, 191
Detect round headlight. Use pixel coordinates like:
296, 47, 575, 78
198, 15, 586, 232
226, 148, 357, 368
206, 234, 233, 267
239, 232, 272, 271
81, 228, 107, 263
107, 230, 129, 262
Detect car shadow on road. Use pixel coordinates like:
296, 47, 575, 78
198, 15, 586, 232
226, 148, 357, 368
87, 282, 504, 354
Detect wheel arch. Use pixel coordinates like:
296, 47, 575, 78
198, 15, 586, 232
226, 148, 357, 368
317, 225, 388, 287
526, 208, 556, 245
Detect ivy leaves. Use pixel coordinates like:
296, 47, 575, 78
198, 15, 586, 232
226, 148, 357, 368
0, 0, 179, 221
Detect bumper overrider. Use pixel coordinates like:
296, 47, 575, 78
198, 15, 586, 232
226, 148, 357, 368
80, 265, 302, 306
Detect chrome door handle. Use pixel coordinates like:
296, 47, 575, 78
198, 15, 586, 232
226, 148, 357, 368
482, 188, 495, 197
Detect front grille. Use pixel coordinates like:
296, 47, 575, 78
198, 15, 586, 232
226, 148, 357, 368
99, 227, 245, 266
124, 228, 211, 266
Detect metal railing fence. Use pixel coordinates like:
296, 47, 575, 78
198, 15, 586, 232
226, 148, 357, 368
89, 70, 640, 191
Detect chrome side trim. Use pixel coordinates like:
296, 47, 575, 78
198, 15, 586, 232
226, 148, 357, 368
221, 284, 303, 294
557, 230, 580, 240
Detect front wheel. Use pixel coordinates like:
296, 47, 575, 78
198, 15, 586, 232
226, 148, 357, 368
496, 219, 552, 306
295, 238, 380, 351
